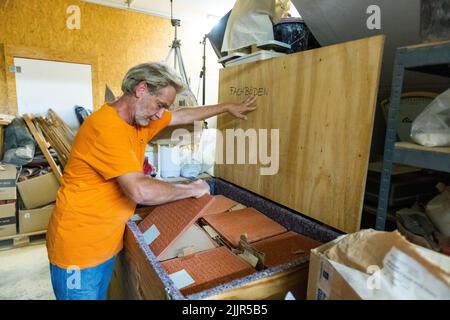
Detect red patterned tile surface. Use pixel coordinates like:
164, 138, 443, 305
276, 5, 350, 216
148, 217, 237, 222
202, 195, 238, 216
138, 195, 214, 258
252, 231, 322, 267
161, 246, 255, 295
203, 208, 287, 247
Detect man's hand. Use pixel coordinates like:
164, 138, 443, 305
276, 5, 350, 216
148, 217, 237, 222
226, 96, 257, 120
169, 96, 258, 126
189, 179, 210, 198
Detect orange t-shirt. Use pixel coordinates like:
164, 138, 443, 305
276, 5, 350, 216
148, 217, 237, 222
46, 104, 172, 269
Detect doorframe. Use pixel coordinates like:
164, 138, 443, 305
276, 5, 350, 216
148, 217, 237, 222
1, 43, 100, 115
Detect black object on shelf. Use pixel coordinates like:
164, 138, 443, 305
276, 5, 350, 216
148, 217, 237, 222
273, 17, 321, 54
74, 105, 91, 126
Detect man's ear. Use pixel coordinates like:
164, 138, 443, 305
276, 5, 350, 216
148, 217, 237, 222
135, 81, 148, 98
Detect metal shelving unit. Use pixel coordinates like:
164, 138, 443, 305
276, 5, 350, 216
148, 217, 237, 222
376, 40, 450, 230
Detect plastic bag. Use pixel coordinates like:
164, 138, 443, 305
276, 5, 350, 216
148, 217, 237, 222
178, 129, 217, 177
411, 88, 450, 147
221, 0, 291, 52
2, 118, 36, 166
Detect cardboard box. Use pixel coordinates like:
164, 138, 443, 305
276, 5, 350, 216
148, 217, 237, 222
0, 164, 17, 201
17, 173, 60, 209
307, 230, 450, 300
307, 236, 360, 300
18, 203, 54, 234
0, 202, 17, 238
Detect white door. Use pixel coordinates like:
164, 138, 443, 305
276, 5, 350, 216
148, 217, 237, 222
14, 58, 94, 131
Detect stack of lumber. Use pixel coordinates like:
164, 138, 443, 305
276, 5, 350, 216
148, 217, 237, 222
23, 109, 74, 184
32, 109, 74, 168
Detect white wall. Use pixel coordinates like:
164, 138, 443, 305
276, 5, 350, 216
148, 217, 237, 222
14, 58, 94, 131
175, 17, 223, 128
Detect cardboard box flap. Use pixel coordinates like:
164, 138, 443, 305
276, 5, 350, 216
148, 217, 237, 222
215, 36, 385, 233
311, 230, 450, 299
17, 173, 60, 209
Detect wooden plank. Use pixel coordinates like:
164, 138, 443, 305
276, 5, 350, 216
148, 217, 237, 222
0, 230, 47, 251
0, 229, 47, 242
395, 142, 450, 155
108, 227, 168, 300
215, 36, 385, 233
204, 265, 309, 300
23, 114, 63, 184
401, 39, 450, 50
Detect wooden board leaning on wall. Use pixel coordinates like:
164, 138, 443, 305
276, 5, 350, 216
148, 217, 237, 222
215, 35, 385, 233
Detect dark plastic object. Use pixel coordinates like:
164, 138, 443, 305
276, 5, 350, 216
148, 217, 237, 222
206, 11, 232, 62
2, 118, 36, 165
74, 105, 91, 125
273, 17, 321, 54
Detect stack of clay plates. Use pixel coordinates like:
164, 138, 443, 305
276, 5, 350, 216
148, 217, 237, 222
202, 195, 238, 216
202, 208, 287, 247
252, 231, 322, 267
138, 195, 215, 259
138, 195, 242, 260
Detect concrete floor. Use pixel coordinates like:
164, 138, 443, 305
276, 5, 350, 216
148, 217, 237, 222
0, 243, 55, 300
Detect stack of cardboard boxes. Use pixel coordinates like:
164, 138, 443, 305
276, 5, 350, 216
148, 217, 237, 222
0, 163, 59, 238
17, 170, 59, 234
0, 164, 19, 237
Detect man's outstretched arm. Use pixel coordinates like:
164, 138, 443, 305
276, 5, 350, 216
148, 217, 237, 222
117, 172, 210, 206
169, 96, 257, 126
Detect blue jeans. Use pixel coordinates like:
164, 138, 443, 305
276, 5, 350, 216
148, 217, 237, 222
49, 256, 117, 300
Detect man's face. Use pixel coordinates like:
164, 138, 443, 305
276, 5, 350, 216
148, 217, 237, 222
135, 85, 176, 127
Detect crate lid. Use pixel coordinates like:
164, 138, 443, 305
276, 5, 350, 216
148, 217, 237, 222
215, 35, 385, 233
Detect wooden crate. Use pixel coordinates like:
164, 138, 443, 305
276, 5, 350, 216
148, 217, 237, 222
108, 178, 339, 300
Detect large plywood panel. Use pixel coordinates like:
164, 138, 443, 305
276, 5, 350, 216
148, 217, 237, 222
215, 36, 384, 233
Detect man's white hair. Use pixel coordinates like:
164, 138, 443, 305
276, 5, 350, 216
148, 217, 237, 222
121, 62, 185, 95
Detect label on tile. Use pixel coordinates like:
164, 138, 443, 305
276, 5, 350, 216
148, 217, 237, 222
143, 224, 160, 245
130, 214, 142, 222
169, 269, 195, 290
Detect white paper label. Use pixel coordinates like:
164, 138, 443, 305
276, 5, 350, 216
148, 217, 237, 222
143, 224, 160, 245
169, 269, 195, 290
130, 214, 142, 222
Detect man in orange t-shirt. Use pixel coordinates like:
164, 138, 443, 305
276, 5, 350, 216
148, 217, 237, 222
46, 62, 257, 300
